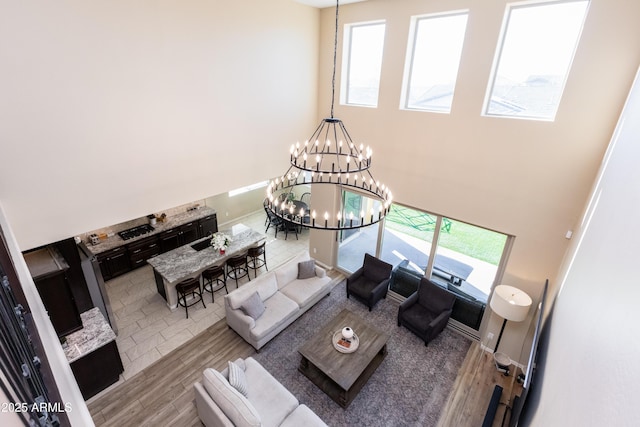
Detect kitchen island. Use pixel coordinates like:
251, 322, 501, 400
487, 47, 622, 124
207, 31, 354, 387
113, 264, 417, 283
148, 224, 265, 309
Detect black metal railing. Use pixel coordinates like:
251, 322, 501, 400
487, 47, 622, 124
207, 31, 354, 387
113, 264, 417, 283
0, 266, 61, 427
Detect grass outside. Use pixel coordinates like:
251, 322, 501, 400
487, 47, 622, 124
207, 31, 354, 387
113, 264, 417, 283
385, 205, 506, 265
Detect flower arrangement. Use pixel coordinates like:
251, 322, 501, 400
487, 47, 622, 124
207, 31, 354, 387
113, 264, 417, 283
211, 232, 231, 251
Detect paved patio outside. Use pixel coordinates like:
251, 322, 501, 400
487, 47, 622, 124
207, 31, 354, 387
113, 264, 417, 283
337, 225, 497, 302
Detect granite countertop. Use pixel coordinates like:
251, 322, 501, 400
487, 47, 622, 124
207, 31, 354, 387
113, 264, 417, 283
63, 307, 116, 363
148, 224, 265, 284
86, 206, 217, 255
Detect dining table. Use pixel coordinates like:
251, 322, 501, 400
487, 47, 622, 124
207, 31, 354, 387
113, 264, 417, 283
278, 200, 308, 218
276, 200, 309, 230
147, 223, 266, 310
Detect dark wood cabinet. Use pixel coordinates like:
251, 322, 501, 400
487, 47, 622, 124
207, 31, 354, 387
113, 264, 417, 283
96, 246, 130, 281
98, 210, 218, 280
158, 221, 200, 253
179, 221, 199, 244
54, 238, 93, 313
159, 227, 180, 253
126, 235, 160, 270
23, 247, 83, 337
70, 341, 123, 400
198, 214, 218, 237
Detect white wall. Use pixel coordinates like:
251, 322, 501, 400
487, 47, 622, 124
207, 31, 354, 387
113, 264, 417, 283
0, 0, 319, 250
526, 67, 640, 426
0, 203, 94, 426
315, 0, 640, 360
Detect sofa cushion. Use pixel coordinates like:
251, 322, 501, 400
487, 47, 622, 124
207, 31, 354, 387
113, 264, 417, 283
240, 292, 265, 320
297, 259, 316, 279
280, 277, 330, 308
226, 273, 278, 310
250, 292, 298, 341
275, 251, 310, 289
228, 360, 249, 397
243, 358, 299, 427
202, 368, 261, 427
280, 404, 328, 427
447, 283, 476, 301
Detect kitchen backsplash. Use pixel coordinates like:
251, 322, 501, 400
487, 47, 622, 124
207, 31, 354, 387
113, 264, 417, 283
79, 200, 207, 244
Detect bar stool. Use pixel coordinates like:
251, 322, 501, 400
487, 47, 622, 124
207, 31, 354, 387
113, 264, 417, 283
202, 265, 228, 302
176, 277, 205, 319
247, 242, 267, 278
226, 253, 250, 288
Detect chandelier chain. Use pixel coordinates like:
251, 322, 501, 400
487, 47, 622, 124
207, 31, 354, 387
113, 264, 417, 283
330, 0, 339, 119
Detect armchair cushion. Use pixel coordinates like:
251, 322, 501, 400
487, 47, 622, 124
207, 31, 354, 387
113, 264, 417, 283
398, 278, 456, 345
363, 253, 393, 282
418, 280, 456, 314
347, 254, 393, 311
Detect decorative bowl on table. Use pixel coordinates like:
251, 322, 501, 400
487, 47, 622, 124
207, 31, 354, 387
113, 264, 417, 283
332, 328, 359, 353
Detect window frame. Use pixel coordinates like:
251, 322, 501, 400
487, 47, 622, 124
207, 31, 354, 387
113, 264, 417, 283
400, 10, 469, 114
340, 20, 386, 108
228, 180, 269, 197
482, 0, 590, 121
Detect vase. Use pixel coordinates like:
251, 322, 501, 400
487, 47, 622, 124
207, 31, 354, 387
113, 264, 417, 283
341, 327, 354, 340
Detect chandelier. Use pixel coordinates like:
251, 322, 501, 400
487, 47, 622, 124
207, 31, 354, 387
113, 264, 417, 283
265, 0, 392, 231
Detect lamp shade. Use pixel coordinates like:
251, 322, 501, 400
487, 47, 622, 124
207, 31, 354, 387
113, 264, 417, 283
490, 285, 532, 322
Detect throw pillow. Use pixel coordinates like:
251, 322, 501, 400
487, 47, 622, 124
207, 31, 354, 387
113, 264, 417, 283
240, 291, 265, 320
201, 368, 261, 427
228, 360, 249, 397
297, 259, 316, 279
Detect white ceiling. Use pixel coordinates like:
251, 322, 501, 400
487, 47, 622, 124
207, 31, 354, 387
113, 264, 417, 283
294, 0, 367, 8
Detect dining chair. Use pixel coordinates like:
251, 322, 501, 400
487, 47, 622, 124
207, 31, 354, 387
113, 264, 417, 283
264, 206, 284, 237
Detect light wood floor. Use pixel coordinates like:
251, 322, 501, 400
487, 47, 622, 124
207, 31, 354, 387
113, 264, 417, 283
89, 319, 522, 427
88, 318, 255, 426
438, 341, 523, 427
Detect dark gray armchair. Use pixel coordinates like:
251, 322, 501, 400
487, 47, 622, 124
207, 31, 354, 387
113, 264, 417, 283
398, 278, 456, 346
346, 253, 393, 311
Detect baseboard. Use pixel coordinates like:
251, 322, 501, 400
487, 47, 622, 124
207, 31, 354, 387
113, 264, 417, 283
314, 258, 333, 271
217, 209, 264, 228
478, 342, 525, 371
386, 290, 404, 304
447, 320, 481, 341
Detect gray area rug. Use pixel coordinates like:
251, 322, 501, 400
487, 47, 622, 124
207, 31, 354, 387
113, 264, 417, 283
253, 280, 471, 427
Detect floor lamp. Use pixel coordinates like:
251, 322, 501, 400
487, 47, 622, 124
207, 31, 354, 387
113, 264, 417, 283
489, 285, 532, 373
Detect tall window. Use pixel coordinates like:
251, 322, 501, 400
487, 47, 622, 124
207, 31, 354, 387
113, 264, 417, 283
341, 21, 386, 107
401, 12, 469, 113
484, 0, 590, 120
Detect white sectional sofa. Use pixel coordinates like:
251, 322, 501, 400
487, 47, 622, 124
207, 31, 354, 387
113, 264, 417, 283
194, 357, 327, 427
224, 250, 332, 350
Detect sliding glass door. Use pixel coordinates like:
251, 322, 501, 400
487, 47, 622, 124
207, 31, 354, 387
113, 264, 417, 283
336, 189, 381, 273
379, 205, 437, 295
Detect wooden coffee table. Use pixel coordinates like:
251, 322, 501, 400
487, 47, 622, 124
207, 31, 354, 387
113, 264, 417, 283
298, 309, 390, 408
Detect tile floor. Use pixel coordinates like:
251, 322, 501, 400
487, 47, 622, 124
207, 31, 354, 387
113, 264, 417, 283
99, 210, 309, 389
